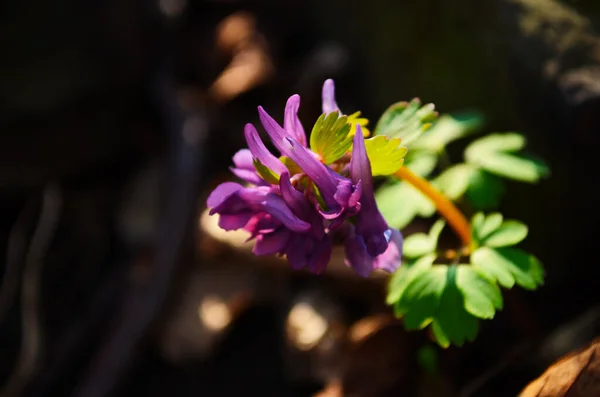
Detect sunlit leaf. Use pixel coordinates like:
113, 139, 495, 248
403, 220, 445, 258
465, 133, 549, 183
394, 266, 447, 329
364, 135, 407, 176
482, 220, 528, 247
433, 163, 475, 200
309, 111, 353, 164
386, 254, 436, 305
466, 133, 526, 153
471, 247, 544, 290
404, 150, 438, 177
411, 112, 484, 152
431, 266, 479, 347
374, 98, 437, 145
456, 265, 503, 319
253, 158, 279, 184
376, 181, 436, 230
279, 156, 303, 175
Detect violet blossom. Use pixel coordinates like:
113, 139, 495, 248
206, 79, 403, 277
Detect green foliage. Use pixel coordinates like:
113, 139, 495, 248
403, 220, 445, 258
309, 111, 353, 164
465, 133, 550, 183
364, 135, 407, 176
373, 98, 437, 145
410, 112, 484, 153
375, 181, 435, 230
388, 263, 502, 348
375, 151, 438, 230
253, 159, 280, 184
371, 99, 548, 348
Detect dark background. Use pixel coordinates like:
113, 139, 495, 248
0, 0, 599, 396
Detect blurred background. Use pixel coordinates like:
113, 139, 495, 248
1, 0, 600, 396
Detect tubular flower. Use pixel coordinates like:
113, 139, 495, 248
207, 79, 404, 277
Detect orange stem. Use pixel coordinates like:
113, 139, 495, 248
394, 167, 471, 246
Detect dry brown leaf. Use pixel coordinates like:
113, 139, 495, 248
520, 337, 600, 397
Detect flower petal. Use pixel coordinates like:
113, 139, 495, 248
350, 126, 389, 256
284, 94, 307, 146
280, 136, 339, 201
218, 213, 253, 231
207, 182, 243, 210
253, 229, 291, 255
372, 228, 403, 273
244, 123, 287, 176
232, 149, 254, 170
307, 238, 332, 274
239, 188, 311, 232
322, 79, 340, 114
279, 172, 311, 219
344, 232, 374, 278
258, 106, 290, 155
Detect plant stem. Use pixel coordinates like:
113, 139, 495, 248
394, 167, 471, 246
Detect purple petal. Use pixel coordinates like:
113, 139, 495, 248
239, 188, 311, 232
322, 79, 340, 114
244, 123, 287, 175
279, 172, 311, 219
285, 235, 309, 270
207, 182, 243, 210
350, 127, 389, 256
284, 95, 307, 147
218, 213, 253, 231
230, 167, 264, 186
344, 232, 374, 278
307, 238, 332, 274
372, 229, 403, 273
280, 136, 339, 202
232, 149, 254, 170
258, 106, 290, 155
253, 229, 291, 255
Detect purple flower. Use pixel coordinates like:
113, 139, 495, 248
258, 105, 361, 221
322, 79, 339, 114
344, 227, 404, 277
206, 79, 403, 277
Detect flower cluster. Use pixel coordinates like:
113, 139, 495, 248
206, 79, 403, 277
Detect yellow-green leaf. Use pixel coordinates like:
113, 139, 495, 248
364, 135, 408, 176
253, 158, 279, 184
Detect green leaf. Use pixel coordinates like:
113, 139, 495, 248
482, 220, 528, 247
403, 220, 445, 258
364, 135, 407, 176
253, 159, 280, 184
279, 156, 303, 175
465, 133, 549, 183
404, 150, 438, 177
376, 181, 436, 230
374, 99, 437, 145
394, 266, 447, 329
455, 265, 503, 319
478, 213, 504, 240
309, 111, 353, 164
386, 254, 436, 305
411, 112, 484, 152
471, 247, 544, 290
466, 133, 526, 153
470, 247, 516, 289
466, 169, 505, 209
469, 153, 549, 182
471, 212, 504, 245
433, 163, 475, 200
431, 266, 479, 347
